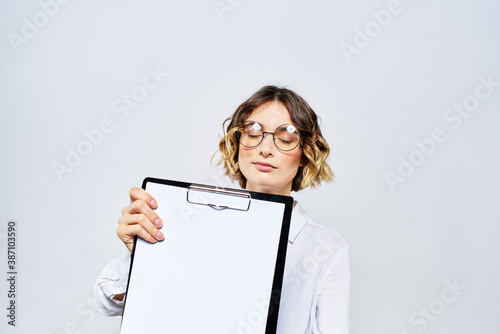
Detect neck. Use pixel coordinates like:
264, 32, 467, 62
245, 183, 292, 197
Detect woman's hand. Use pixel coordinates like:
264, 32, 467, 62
117, 187, 165, 253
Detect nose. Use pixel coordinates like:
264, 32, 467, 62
259, 132, 275, 157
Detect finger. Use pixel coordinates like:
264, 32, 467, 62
129, 187, 158, 209
135, 224, 164, 243
122, 200, 163, 228
116, 223, 161, 253
118, 213, 164, 241
116, 223, 144, 246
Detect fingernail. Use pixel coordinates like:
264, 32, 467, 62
151, 200, 158, 208
156, 231, 164, 240
154, 218, 162, 228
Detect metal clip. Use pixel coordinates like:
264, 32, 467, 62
187, 184, 251, 211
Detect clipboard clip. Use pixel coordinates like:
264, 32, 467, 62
187, 184, 251, 211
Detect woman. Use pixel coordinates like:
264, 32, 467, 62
94, 85, 351, 333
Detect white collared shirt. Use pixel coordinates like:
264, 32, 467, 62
94, 203, 351, 333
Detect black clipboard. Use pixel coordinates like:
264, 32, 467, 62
120, 178, 293, 334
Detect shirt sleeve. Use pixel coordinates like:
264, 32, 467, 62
94, 251, 131, 317
314, 246, 351, 334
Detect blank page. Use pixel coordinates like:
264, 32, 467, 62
120, 180, 290, 334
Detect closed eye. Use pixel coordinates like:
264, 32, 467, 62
277, 138, 293, 144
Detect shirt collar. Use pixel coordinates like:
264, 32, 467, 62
288, 201, 309, 243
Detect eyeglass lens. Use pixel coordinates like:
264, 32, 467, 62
239, 122, 300, 151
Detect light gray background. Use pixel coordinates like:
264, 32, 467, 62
1, 1, 499, 333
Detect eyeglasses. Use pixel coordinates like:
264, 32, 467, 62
237, 121, 301, 151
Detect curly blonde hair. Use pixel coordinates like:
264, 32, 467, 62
217, 86, 333, 192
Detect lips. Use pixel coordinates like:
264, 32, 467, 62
253, 161, 277, 172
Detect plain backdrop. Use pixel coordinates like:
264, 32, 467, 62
0, 1, 499, 333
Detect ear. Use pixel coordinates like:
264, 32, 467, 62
299, 154, 307, 167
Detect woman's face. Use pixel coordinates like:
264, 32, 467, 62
238, 101, 303, 196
